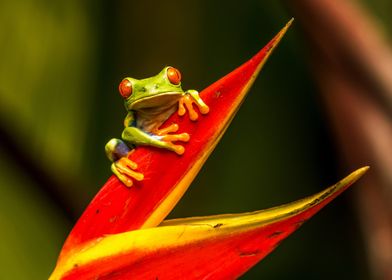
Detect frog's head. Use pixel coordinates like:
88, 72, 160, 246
119, 66, 185, 111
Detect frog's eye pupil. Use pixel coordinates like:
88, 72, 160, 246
167, 67, 181, 85
119, 79, 132, 98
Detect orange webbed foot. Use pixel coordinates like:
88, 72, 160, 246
178, 90, 209, 121
112, 151, 144, 187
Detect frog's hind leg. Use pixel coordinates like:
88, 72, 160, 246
105, 138, 130, 162
105, 138, 144, 187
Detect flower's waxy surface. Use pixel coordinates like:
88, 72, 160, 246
51, 167, 367, 280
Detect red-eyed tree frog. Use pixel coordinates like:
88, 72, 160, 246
105, 67, 209, 187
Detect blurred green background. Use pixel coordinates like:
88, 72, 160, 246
0, 0, 390, 279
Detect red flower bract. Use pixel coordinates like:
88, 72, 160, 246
60, 20, 294, 257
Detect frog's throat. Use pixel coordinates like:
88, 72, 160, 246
136, 105, 177, 133
129, 92, 183, 110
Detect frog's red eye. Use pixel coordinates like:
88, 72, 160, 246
119, 79, 132, 99
167, 67, 181, 85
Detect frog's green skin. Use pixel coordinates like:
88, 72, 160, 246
105, 66, 209, 187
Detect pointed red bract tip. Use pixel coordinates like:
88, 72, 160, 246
57, 20, 293, 262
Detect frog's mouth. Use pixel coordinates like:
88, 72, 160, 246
129, 92, 183, 110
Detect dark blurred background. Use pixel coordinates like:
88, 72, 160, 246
1, 0, 391, 279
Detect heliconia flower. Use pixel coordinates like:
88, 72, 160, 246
49, 19, 368, 280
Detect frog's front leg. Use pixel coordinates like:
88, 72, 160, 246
105, 138, 144, 187
178, 89, 209, 121
122, 126, 189, 155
